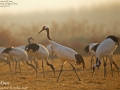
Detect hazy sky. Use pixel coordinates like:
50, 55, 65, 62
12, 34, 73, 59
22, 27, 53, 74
0, 0, 119, 14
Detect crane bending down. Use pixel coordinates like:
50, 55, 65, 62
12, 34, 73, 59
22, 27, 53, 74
25, 43, 55, 78
38, 26, 85, 82
0, 47, 13, 72
91, 43, 119, 77
92, 35, 120, 77
2, 47, 32, 74
84, 43, 98, 69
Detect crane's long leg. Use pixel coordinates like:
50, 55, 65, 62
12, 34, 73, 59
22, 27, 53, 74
18, 62, 21, 75
42, 60, 45, 78
103, 57, 107, 77
91, 56, 94, 70
8, 61, 12, 72
6, 58, 12, 72
110, 55, 119, 76
111, 55, 119, 75
70, 64, 81, 81
46, 59, 55, 77
109, 57, 113, 77
57, 64, 64, 82
33, 59, 38, 78
26, 61, 37, 77
22, 61, 30, 70
33, 58, 38, 69
15, 61, 17, 74
92, 66, 95, 76
112, 61, 119, 75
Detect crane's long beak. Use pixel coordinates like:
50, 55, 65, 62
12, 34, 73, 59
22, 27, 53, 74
38, 29, 43, 34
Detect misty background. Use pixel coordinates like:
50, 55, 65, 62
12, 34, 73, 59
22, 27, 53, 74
0, 0, 120, 55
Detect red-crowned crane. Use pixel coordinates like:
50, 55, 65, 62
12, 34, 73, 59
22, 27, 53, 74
2, 47, 33, 74
84, 43, 98, 69
38, 26, 85, 82
85, 42, 119, 76
92, 35, 120, 77
25, 43, 55, 78
16, 37, 55, 78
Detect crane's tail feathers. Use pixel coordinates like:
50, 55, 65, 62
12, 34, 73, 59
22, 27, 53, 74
2, 47, 14, 54
84, 45, 89, 53
75, 54, 85, 69
25, 43, 39, 52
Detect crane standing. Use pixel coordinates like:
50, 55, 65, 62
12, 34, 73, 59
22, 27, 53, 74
38, 26, 85, 82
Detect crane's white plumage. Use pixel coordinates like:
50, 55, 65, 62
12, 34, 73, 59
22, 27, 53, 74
25, 43, 55, 78
8, 48, 28, 61
16, 46, 26, 50
51, 41, 77, 63
96, 38, 118, 59
38, 26, 85, 81
2, 47, 29, 74
93, 35, 120, 77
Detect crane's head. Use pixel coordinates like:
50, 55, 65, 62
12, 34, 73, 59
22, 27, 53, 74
28, 36, 35, 41
38, 26, 49, 34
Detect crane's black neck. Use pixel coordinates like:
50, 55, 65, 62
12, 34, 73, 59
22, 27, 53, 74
28, 38, 31, 44
46, 28, 52, 40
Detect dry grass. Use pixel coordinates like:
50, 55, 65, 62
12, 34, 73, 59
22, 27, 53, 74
0, 54, 120, 90
0, 20, 120, 54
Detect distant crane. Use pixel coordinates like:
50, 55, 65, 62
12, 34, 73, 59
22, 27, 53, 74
38, 26, 85, 82
92, 35, 120, 77
28, 36, 35, 44
17, 36, 35, 50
